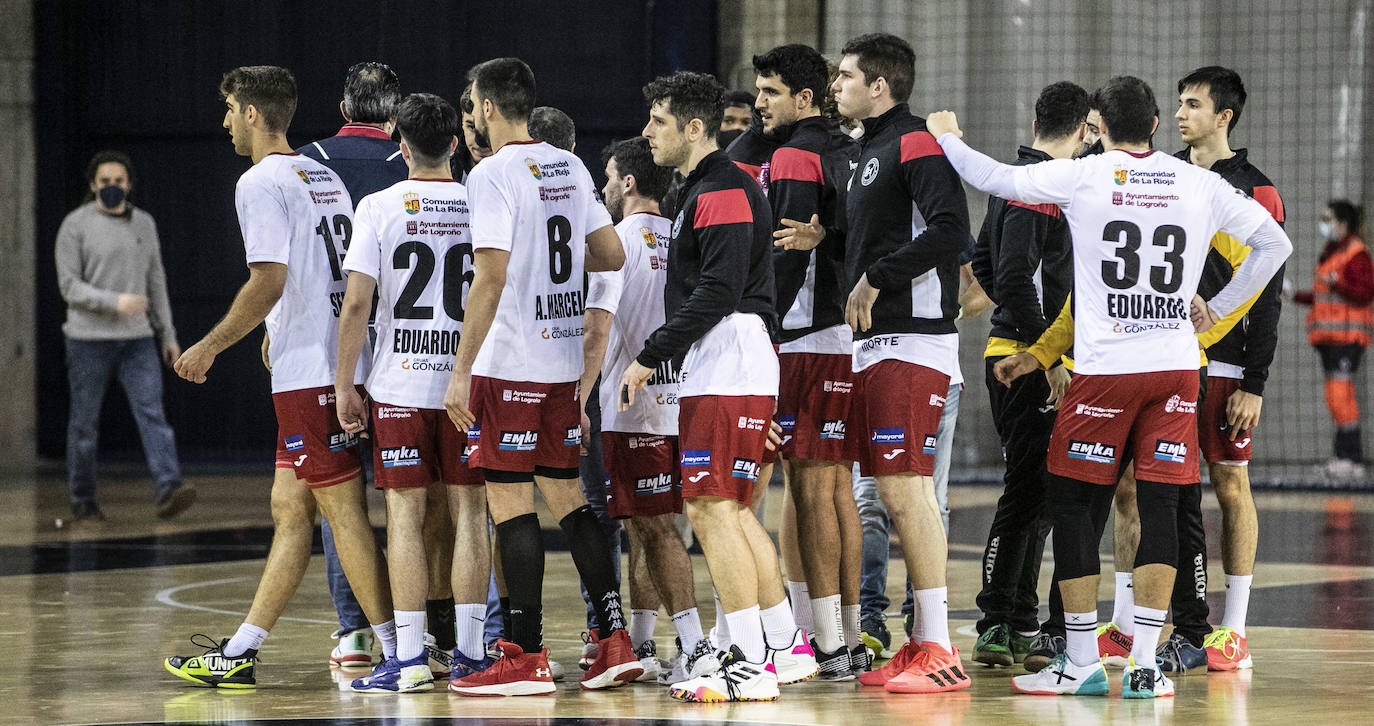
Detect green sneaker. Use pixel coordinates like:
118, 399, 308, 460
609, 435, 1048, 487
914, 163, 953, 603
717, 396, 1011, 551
974, 623, 1014, 667
165, 634, 257, 689
1011, 631, 1036, 663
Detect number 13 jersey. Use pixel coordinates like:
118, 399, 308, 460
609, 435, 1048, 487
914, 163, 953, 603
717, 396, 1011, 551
344, 178, 471, 409
1002, 149, 1273, 375
467, 140, 614, 384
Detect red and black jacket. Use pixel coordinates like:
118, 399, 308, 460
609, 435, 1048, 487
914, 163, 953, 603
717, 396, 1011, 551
637, 150, 777, 368
844, 104, 970, 338
725, 125, 781, 192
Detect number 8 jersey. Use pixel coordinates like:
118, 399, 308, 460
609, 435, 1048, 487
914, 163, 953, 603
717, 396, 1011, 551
343, 178, 471, 408
466, 140, 614, 384
236, 152, 362, 393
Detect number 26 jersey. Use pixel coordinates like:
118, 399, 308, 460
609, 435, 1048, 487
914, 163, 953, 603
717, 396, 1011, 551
467, 140, 614, 384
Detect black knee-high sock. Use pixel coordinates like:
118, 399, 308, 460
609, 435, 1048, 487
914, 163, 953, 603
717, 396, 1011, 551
499, 597, 512, 640
495, 513, 544, 653
561, 505, 625, 639
427, 597, 456, 650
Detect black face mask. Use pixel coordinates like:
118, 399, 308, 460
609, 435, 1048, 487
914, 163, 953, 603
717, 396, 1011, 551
98, 185, 127, 208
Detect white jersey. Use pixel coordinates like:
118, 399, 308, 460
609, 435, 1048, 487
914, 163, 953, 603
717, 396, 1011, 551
236, 153, 366, 393
343, 178, 471, 409
587, 212, 678, 435
941, 145, 1275, 375
468, 141, 614, 383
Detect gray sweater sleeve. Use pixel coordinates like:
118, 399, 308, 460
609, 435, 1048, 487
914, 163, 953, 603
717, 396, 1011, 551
55, 212, 119, 314
144, 217, 177, 346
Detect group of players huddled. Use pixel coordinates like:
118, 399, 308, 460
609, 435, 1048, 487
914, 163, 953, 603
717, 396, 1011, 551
162, 30, 1291, 703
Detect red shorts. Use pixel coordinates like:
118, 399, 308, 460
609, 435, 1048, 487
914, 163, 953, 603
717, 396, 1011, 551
845, 361, 948, 477
1198, 376, 1253, 464
273, 385, 363, 488
370, 402, 483, 489
467, 376, 581, 474
603, 432, 681, 519
1048, 370, 1201, 485
678, 395, 774, 503
775, 352, 854, 462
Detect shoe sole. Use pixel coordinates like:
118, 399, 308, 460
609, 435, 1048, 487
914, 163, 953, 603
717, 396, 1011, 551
1023, 655, 1051, 673
164, 659, 255, 689
579, 662, 644, 690
974, 649, 1014, 667
669, 686, 780, 703
331, 656, 377, 668
1102, 655, 1130, 668
448, 680, 557, 696
1123, 688, 1175, 698
352, 681, 435, 694
884, 677, 972, 694
1207, 654, 1253, 671
157, 487, 198, 520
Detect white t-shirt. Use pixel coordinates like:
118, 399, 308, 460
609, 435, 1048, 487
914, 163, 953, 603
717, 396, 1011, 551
467, 141, 614, 383
939, 144, 1276, 375
236, 153, 366, 393
343, 178, 471, 409
680, 312, 779, 398
586, 212, 678, 435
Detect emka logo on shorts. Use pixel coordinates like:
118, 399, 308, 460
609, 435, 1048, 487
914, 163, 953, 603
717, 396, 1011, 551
563, 426, 582, 447
328, 431, 357, 452
681, 450, 711, 468
381, 446, 422, 468
871, 427, 905, 445
635, 473, 674, 496
922, 435, 938, 454
284, 434, 305, 452
1164, 395, 1197, 414
499, 430, 538, 451
1153, 439, 1188, 463
1067, 440, 1117, 464
738, 416, 766, 431
820, 420, 846, 440
732, 458, 759, 481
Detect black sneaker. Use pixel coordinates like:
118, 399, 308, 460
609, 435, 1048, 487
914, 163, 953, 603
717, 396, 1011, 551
1023, 632, 1066, 673
165, 635, 257, 688
860, 615, 890, 660
156, 484, 198, 520
71, 500, 106, 522
812, 638, 855, 681
849, 643, 871, 674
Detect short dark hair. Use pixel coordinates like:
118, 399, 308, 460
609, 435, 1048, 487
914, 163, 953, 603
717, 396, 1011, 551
395, 93, 459, 163
642, 71, 726, 140
752, 44, 829, 108
840, 33, 915, 103
219, 65, 297, 134
1178, 66, 1247, 133
1328, 199, 1364, 232
1034, 81, 1090, 141
342, 61, 401, 124
601, 137, 673, 204
467, 57, 536, 121
529, 106, 576, 151
1091, 75, 1158, 145
459, 82, 475, 115
724, 90, 754, 109
83, 150, 134, 203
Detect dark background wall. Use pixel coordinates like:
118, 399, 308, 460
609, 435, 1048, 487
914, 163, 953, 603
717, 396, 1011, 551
34, 0, 717, 463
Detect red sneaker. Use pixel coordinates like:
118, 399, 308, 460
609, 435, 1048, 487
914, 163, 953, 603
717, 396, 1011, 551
1097, 623, 1133, 668
579, 630, 644, 689
884, 641, 971, 694
448, 639, 556, 696
858, 639, 920, 686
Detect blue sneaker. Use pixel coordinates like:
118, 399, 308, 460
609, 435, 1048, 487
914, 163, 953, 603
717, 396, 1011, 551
350, 654, 434, 693
1122, 658, 1174, 699
1155, 632, 1206, 674
452, 648, 497, 679
1010, 652, 1109, 696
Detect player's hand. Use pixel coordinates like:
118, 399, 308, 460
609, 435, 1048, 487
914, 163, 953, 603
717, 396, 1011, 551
764, 419, 783, 452
1225, 389, 1262, 439
1045, 365, 1071, 410
161, 342, 182, 367
115, 293, 149, 316
444, 369, 475, 433
1190, 294, 1220, 333
260, 332, 271, 373
926, 110, 963, 139
173, 340, 215, 384
336, 385, 369, 437
774, 214, 824, 251
845, 274, 880, 332
619, 360, 653, 411
994, 352, 1039, 387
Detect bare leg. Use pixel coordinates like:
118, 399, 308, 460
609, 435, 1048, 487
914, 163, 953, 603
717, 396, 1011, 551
626, 525, 664, 613
424, 481, 454, 601
874, 473, 946, 589
833, 464, 862, 607
1209, 463, 1257, 576
1113, 466, 1140, 571
313, 476, 393, 625
243, 468, 319, 630
448, 485, 491, 604
385, 487, 428, 612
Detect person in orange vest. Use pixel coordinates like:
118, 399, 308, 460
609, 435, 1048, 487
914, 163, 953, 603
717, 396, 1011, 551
1294, 200, 1374, 481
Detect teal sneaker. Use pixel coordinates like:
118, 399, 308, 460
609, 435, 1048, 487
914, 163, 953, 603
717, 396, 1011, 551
974, 623, 1014, 667
1011, 652, 1109, 695
1122, 658, 1175, 699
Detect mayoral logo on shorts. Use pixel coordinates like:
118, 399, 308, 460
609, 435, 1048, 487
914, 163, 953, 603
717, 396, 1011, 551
681, 450, 711, 468
860, 157, 880, 186
403, 192, 421, 215
871, 427, 905, 445
1067, 440, 1117, 464
284, 434, 305, 452
1153, 439, 1188, 464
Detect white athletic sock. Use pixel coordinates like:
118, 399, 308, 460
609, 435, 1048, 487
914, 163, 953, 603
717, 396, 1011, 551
914, 587, 951, 652
1113, 572, 1135, 636
841, 604, 861, 650
1221, 574, 1252, 636
372, 619, 398, 659
810, 594, 844, 652
907, 600, 924, 644
1065, 610, 1098, 668
711, 591, 731, 649
787, 581, 813, 632
395, 610, 425, 662
455, 603, 485, 660
759, 598, 798, 650
223, 623, 268, 658
629, 609, 658, 651
725, 605, 766, 663
671, 607, 705, 653
1129, 606, 1166, 673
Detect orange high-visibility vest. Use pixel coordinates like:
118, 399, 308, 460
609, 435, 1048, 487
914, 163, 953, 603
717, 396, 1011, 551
1307, 236, 1373, 346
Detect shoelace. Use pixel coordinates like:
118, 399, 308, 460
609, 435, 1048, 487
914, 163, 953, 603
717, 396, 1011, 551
186, 633, 262, 664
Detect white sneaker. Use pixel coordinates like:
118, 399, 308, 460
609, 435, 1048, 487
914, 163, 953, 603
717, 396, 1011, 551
634, 639, 664, 682
1011, 653, 1110, 696
658, 647, 686, 685
669, 646, 779, 702
549, 658, 566, 682
1122, 658, 1175, 698
661, 637, 721, 685
767, 629, 819, 684
579, 633, 598, 671
330, 629, 377, 668
423, 632, 453, 677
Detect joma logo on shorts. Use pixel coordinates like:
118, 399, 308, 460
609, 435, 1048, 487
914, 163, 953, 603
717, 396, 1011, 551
1067, 440, 1117, 464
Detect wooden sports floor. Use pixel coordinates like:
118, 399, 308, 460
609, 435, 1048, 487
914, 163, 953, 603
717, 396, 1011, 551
3, 467, 1372, 725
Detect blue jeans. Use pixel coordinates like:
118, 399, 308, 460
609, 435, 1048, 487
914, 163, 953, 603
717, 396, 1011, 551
65, 337, 182, 504
855, 382, 960, 623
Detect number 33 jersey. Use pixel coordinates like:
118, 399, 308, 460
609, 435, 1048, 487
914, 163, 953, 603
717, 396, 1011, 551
467, 140, 614, 384
236, 152, 362, 393
344, 178, 471, 409
1006, 149, 1273, 375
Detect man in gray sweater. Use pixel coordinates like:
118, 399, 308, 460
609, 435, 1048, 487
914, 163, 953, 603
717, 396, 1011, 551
55, 150, 196, 522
